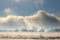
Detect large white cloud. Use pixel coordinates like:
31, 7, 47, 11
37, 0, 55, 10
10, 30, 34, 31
0, 15, 24, 28
0, 10, 60, 32
24, 10, 60, 32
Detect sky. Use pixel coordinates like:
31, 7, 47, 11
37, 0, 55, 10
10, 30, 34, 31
0, 0, 60, 32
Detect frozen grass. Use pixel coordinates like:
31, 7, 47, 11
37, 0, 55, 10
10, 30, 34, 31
0, 32, 60, 39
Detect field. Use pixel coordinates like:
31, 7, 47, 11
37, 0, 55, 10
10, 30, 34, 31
0, 39, 60, 40
0, 32, 60, 40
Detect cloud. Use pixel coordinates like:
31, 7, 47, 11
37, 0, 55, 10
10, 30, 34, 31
24, 10, 60, 32
16, 0, 46, 5
0, 15, 28, 31
34, 0, 46, 5
10, 0, 21, 3
4, 8, 17, 16
14, 0, 21, 3
0, 10, 60, 32
26, 0, 46, 6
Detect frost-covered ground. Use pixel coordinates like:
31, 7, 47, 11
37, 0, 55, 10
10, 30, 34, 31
0, 39, 60, 40
0, 32, 60, 40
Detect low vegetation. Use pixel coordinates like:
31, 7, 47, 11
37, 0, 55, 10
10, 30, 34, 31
0, 34, 60, 39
